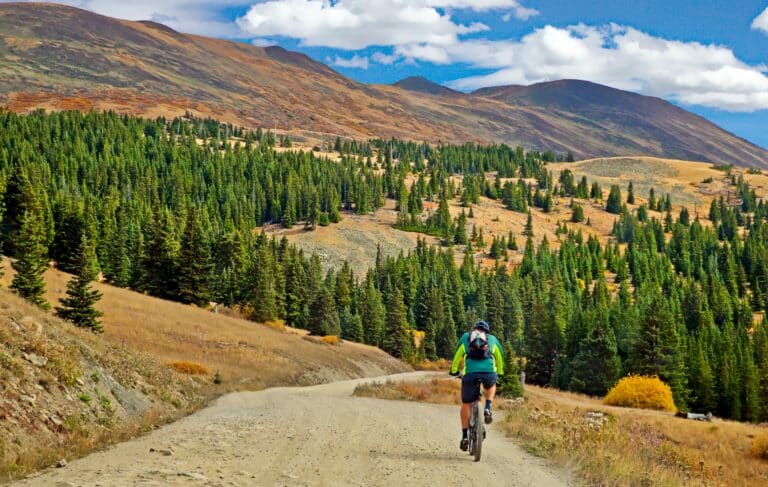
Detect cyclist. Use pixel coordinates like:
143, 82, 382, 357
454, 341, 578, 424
449, 320, 504, 452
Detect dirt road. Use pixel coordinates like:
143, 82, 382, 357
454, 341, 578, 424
16, 372, 569, 486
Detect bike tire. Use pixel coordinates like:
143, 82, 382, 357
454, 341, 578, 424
468, 405, 476, 455
473, 402, 483, 462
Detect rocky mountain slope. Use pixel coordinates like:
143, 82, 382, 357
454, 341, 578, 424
0, 3, 766, 167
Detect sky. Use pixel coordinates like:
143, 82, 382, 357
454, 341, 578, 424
7, 0, 768, 148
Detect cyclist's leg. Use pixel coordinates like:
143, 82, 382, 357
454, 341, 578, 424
482, 372, 498, 423
485, 383, 497, 402
460, 403, 470, 429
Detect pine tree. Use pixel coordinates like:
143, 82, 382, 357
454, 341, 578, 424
523, 211, 534, 237
247, 245, 278, 322
308, 285, 341, 336
176, 209, 213, 306
140, 210, 179, 299
627, 181, 635, 204
497, 343, 524, 398
568, 313, 621, 396
606, 185, 623, 214
382, 288, 412, 359
628, 291, 687, 408
454, 210, 468, 245
56, 233, 103, 332
571, 203, 585, 223
11, 210, 50, 309
360, 277, 385, 346
340, 307, 364, 342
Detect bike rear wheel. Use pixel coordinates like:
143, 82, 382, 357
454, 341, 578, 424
473, 401, 483, 462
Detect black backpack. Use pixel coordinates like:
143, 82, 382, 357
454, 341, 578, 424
468, 330, 491, 360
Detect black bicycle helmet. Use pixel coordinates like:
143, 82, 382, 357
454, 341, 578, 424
474, 320, 490, 332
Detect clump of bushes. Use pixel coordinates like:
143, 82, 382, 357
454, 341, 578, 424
603, 375, 676, 412
263, 319, 286, 332
167, 361, 210, 375
321, 335, 340, 346
752, 431, 768, 460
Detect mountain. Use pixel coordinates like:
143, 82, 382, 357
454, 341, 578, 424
0, 3, 766, 167
393, 76, 461, 97
474, 80, 768, 167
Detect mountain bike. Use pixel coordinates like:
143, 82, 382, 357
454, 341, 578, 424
466, 378, 486, 462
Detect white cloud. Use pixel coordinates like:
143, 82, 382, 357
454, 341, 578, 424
251, 38, 276, 47
444, 25, 768, 112
429, 0, 538, 19
372, 52, 400, 65
2, 0, 251, 37
237, 0, 532, 50
330, 54, 369, 69
753, 7, 768, 34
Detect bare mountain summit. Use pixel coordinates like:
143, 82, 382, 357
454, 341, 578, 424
0, 3, 766, 167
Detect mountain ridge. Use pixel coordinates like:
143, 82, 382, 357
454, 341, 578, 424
0, 2, 766, 167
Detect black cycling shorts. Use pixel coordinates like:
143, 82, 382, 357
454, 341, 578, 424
461, 372, 498, 404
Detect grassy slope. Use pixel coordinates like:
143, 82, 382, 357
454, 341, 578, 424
355, 378, 768, 486
0, 260, 408, 481
276, 156, 756, 273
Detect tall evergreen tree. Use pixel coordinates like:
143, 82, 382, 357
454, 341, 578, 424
568, 312, 621, 396
11, 210, 50, 309
382, 288, 413, 359
175, 209, 214, 306
308, 285, 341, 336
606, 185, 623, 214
56, 233, 103, 332
628, 291, 687, 408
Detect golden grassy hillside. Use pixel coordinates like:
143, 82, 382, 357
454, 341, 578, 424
0, 257, 408, 480
0, 262, 408, 389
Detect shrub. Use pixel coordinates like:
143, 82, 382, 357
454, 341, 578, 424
752, 431, 768, 460
167, 361, 210, 375
414, 358, 450, 371
603, 375, 676, 412
263, 319, 286, 332
321, 335, 340, 346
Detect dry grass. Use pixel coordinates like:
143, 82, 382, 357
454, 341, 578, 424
753, 431, 768, 460
354, 378, 461, 405
604, 375, 677, 412
0, 261, 408, 392
0, 260, 408, 482
167, 361, 210, 375
548, 157, 730, 207
265, 199, 436, 273
321, 335, 340, 346
413, 358, 451, 371
263, 319, 286, 332
358, 377, 768, 486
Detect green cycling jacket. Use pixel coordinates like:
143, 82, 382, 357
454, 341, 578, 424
450, 331, 505, 376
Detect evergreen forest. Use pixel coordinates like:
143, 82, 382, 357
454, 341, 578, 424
2, 110, 767, 422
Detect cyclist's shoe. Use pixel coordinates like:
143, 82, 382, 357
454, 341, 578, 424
484, 408, 493, 424
460, 438, 469, 451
